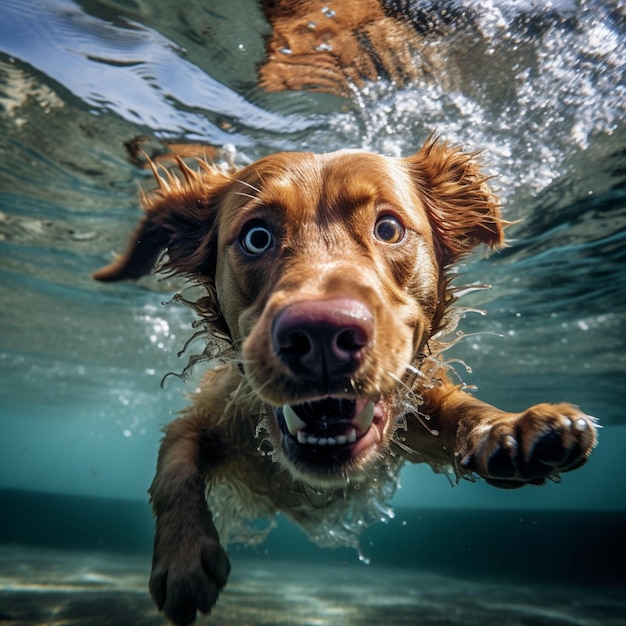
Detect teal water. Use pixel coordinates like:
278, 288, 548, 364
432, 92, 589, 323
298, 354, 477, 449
1, 0, 625, 624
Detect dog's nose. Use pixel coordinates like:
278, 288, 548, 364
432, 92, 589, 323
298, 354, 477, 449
272, 298, 374, 380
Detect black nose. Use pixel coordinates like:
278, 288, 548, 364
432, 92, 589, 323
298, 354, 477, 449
272, 298, 374, 381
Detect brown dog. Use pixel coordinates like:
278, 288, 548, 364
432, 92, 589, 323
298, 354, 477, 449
94, 138, 597, 626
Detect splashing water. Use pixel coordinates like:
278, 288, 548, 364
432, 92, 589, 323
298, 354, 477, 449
322, 1, 626, 212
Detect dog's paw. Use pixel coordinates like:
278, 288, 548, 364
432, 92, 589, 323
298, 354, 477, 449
149, 515, 230, 626
456, 403, 598, 489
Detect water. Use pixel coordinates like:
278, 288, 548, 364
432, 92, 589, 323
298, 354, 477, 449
1, 0, 625, 624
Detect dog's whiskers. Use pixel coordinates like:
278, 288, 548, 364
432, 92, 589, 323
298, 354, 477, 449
234, 190, 263, 204
242, 384, 267, 408
236, 178, 263, 195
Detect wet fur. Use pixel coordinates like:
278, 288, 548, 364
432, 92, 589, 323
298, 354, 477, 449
95, 139, 597, 626
259, 0, 426, 96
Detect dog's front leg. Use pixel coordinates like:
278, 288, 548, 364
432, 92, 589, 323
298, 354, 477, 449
148, 411, 231, 626
418, 377, 597, 488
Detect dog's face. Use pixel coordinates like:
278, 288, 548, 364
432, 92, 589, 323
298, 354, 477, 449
94, 140, 503, 487
214, 151, 440, 485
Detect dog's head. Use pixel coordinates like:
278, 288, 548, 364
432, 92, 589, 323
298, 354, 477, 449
95, 138, 503, 487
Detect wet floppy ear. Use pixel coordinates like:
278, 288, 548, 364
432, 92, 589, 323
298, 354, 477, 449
405, 137, 505, 266
93, 159, 230, 282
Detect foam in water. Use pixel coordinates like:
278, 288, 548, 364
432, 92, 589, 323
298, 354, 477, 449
323, 1, 625, 213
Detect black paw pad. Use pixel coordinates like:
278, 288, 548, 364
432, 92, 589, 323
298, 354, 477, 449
486, 434, 518, 478
531, 427, 567, 464
487, 448, 517, 477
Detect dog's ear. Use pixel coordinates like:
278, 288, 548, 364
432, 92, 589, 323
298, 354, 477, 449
93, 159, 229, 282
405, 137, 505, 265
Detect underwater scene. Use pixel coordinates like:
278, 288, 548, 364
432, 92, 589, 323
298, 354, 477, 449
1, 0, 625, 624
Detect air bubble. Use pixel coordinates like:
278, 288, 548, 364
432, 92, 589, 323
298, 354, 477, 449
357, 549, 371, 565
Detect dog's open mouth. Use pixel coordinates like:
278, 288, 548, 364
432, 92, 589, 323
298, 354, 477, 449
273, 397, 387, 473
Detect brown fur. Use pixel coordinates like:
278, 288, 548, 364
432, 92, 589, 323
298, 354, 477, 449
259, 0, 429, 96
95, 139, 596, 626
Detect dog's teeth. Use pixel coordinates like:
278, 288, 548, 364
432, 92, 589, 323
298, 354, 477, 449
283, 404, 307, 436
288, 404, 368, 446
353, 401, 375, 432
295, 431, 345, 446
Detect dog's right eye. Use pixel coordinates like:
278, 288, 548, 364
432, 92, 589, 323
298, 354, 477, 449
239, 221, 273, 255
374, 214, 405, 244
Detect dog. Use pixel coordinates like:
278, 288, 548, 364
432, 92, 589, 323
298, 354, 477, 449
94, 138, 597, 625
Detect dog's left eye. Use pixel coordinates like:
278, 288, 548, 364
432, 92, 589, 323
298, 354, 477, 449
239, 221, 273, 255
374, 215, 405, 244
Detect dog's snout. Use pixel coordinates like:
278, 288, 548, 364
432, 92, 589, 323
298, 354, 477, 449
272, 298, 373, 380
